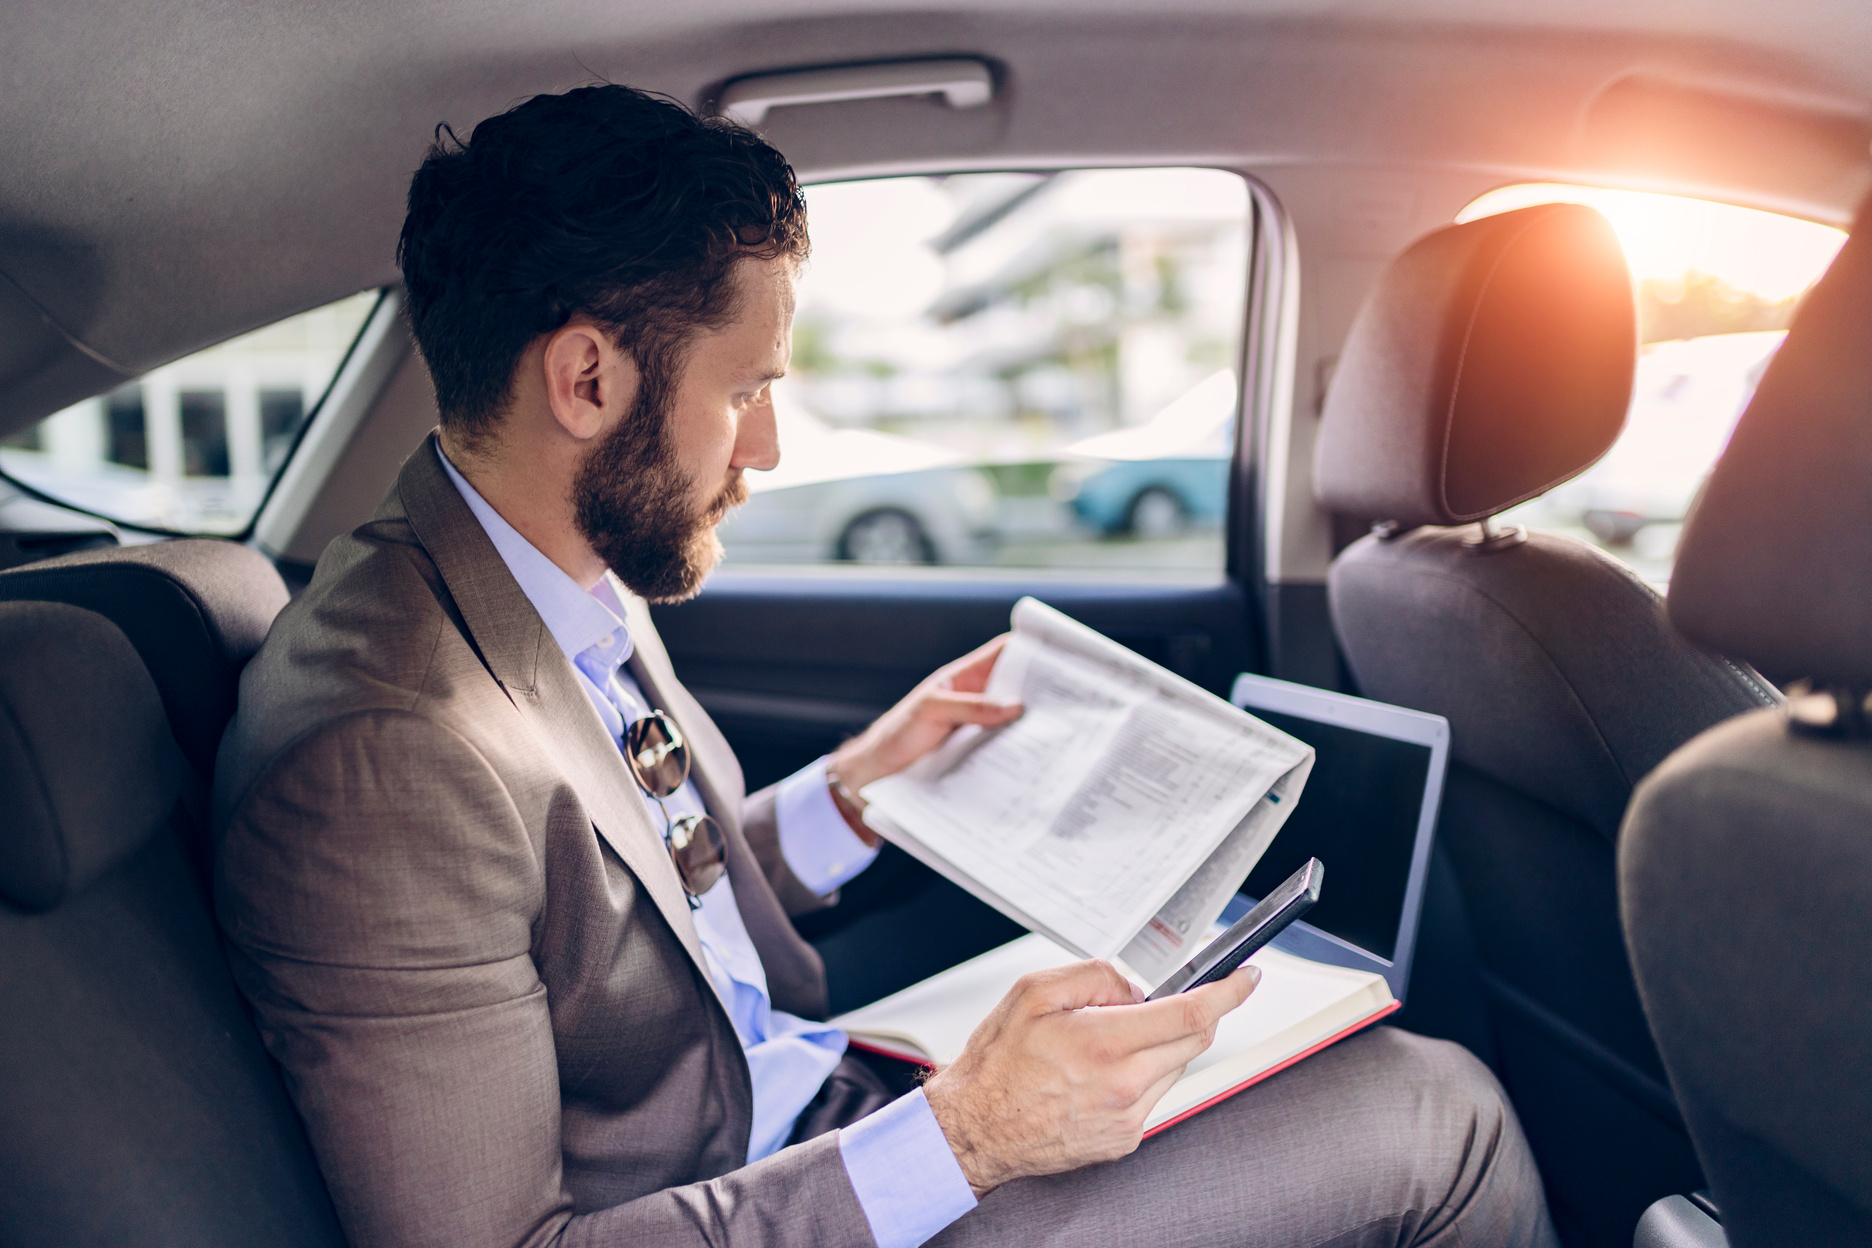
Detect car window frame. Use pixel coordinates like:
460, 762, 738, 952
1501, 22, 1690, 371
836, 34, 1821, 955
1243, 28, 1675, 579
0, 287, 392, 542
742, 162, 1272, 588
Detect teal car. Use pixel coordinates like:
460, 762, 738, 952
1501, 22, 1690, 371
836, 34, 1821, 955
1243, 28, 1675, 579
1053, 454, 1230, 537
1049, 369, 1235, 537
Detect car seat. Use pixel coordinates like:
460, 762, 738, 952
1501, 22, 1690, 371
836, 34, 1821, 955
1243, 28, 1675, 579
1622, 193, 1872, 1248
0, 539, 289, 779
1313, 203, 1781, 1245
0, 540, 289, 885
0, 600, 345, 1246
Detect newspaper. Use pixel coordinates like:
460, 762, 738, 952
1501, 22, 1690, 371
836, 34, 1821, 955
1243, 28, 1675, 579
861, 597, 1314, 988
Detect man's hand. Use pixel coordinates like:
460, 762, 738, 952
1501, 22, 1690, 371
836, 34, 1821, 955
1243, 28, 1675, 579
829, 634, 1022, 802
921, 959, 1262, 1196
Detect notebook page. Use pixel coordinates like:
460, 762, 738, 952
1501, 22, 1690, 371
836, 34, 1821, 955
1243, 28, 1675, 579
833, 936, 1393, 1132
1143, 949, 1393, 1131
834, 934, 1082, 1066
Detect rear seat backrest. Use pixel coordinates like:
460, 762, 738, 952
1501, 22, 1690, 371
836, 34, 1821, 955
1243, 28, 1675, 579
0, 540, 290, 779
0, 601, 345, 1247
1623, 191, 1872, 1248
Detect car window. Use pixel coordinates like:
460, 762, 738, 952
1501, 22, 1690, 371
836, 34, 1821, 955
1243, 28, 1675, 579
1457, 185, 1844, 587
723, 168, 1251, 576
0, 290, 382, 535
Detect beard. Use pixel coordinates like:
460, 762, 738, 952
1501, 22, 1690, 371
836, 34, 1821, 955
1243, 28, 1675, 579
571, 380, 748, 604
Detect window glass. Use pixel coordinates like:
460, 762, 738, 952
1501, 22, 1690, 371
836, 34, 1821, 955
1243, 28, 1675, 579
722, 168, 1251, 575
0, 290, 381, 534
1457, 185, 1845, 587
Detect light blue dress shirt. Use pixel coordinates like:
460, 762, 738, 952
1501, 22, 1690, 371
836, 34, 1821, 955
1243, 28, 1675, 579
438, 447, 977, 1248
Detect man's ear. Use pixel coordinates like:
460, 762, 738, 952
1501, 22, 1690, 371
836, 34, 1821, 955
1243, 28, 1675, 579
542, 320, 638, 441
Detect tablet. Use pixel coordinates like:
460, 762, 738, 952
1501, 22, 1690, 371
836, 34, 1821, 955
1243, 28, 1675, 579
1222, 673, 1450, 1002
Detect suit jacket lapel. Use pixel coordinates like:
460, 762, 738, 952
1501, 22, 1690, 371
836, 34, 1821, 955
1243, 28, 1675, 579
393, 436, 718, 997
618, 584, 830, 1019
614, 585, 743, 817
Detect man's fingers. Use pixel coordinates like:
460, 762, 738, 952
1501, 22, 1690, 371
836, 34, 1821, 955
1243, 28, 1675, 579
1016, 960, 1144, 1014
1128, 1064, 1187, 1115
921, 689, 1023, 725
1192, 962, 1261, 1012
1126, 1017, 1224, 1071
1084, 964, 1261, 1051
1165, 964, 1261, 1036
941, 633, 1011, 693
1099, 1051, 1193, 1124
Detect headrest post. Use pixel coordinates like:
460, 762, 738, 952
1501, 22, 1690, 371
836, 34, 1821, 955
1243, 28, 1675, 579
1786, 683, 1872, 738
1463, 514, 1528, 556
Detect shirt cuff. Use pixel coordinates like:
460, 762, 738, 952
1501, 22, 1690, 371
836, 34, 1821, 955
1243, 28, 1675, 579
776, 757, 880, 896
837, 1088, 978, 1248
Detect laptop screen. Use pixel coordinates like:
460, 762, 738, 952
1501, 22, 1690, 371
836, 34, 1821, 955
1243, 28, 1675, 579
1237, 709, 1433, 961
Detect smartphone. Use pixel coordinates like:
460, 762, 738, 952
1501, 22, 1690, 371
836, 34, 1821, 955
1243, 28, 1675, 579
1145, 858, 1324, 1000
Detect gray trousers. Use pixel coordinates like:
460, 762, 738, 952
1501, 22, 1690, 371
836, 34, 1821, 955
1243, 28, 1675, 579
928, 1027, 1559, 1248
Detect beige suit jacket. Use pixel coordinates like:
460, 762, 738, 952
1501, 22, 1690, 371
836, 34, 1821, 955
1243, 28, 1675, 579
213, 436, 874, 1248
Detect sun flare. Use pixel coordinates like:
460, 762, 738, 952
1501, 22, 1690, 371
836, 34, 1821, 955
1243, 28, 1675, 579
1458, 183, 1845, 302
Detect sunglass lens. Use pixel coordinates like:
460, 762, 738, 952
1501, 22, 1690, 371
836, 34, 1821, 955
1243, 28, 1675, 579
626, 712, 690, 798
668, 814, 726, 897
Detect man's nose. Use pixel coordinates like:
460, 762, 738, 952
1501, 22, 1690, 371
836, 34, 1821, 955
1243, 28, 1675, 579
733, 392, 781, 472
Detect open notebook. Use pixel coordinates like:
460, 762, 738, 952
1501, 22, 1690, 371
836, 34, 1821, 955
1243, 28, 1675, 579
833, 931, 1397, 1135
834, 671, 1450, 1135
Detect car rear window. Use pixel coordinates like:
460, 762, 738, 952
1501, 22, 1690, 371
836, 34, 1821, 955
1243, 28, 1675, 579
721, 168, 1252, 577
0, 290, 382, 535
1457, 184, 1844, 587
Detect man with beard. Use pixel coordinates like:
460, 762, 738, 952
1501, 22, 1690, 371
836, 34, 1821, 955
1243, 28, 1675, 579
214, 85, 1557, 1248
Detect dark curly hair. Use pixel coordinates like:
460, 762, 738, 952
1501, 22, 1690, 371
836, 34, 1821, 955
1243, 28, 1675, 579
397, 85, 810, 444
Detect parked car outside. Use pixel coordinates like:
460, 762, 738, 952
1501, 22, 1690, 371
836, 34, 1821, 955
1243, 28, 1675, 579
1048, 369, 1234, 536
717, 386, 999, 565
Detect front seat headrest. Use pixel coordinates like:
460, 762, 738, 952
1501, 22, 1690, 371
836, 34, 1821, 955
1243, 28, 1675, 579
0, 539, 288, 776
0, 601, 188, 912
1315, 202, 1638, 528
1669, 196, 1870, 686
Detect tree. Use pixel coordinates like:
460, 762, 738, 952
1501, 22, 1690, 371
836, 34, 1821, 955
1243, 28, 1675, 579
1638, 272, 1798, 343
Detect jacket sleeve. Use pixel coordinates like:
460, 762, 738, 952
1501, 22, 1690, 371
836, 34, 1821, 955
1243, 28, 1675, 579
741, 781, 842, 917
216, 708, 874, 1248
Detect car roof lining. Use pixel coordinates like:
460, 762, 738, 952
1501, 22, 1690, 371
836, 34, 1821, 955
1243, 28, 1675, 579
2, 1, 1869, 435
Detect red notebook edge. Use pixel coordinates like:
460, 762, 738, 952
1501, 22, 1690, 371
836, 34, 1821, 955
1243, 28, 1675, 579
1142, 999, 1403, 1138
848, 1037, 936, 1067
845, 998, 1404, 1139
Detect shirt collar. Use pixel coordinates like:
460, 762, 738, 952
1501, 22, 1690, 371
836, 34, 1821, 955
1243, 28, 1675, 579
435, 442, 634, 677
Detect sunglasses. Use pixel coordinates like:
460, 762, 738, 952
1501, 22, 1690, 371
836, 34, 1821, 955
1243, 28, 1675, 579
624, 710, 727, 907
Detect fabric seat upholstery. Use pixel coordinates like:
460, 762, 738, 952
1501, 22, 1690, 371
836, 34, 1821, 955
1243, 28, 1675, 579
0, 539, 290, 779
1622, 195, 1872, 1248
0, 600, 344, 1247
1313, 203, 1780, 1246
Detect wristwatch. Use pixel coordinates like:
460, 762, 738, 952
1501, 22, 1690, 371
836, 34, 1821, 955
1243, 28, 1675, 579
825, 763, 881, 847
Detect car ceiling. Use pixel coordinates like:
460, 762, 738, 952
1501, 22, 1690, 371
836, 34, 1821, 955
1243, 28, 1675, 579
4, 0, 1870, 438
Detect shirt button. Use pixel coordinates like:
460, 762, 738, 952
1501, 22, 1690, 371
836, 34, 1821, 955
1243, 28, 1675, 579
598, 635, 613, 648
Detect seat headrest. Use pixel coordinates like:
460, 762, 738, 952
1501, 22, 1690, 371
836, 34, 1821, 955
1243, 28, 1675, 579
0, 539, 288, 775
1315, 203, 1638, 528
0, 601, 188, 912
1669, 197, 1872, 685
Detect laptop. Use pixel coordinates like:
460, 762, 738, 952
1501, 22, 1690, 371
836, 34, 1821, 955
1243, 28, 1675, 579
1221, 672, 1450, 1003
